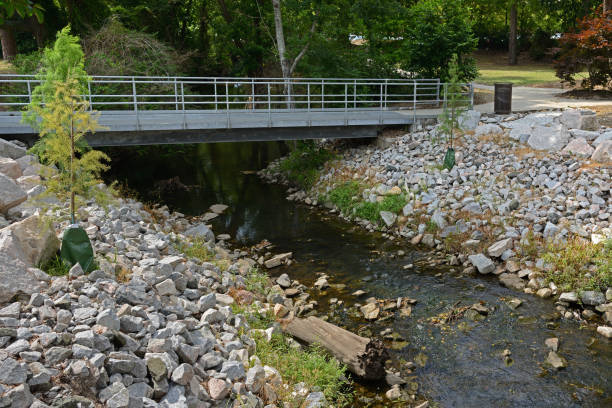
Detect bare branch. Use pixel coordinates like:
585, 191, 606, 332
288, 18, 317, 76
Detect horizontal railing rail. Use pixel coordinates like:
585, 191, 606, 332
0, 75, 472, 112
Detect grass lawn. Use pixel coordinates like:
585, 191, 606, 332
473, 51, 588, 87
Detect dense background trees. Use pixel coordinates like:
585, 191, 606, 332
0, 0, 609, 86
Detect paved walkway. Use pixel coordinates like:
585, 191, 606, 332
473, 83, 612, 113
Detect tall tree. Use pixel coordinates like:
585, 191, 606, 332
0, 0, 43, 59
271, 0, 317, 101
508, 1, 517, 64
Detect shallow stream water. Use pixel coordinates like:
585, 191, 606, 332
106, 142, 611, 408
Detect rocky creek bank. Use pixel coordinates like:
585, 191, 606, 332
0, 137, 343, 408
259, 108, 612, 339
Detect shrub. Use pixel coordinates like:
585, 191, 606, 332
326, 182, 407, 225
327, 181, 360, 212
278, 141, 334, 189
542, 238, 612, 292
554, 5, 612, 89
175, 238, 214, 262
353, 201, 380, 223
250, 331, 352, 405
82, 18, 189, 77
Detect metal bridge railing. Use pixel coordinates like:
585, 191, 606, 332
0, 75, 473, 115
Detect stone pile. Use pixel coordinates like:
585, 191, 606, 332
260, 108, 612, 338
0, 140, 326, 407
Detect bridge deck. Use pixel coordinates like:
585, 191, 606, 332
0, 108, 440, 146
0, 108, 438, 133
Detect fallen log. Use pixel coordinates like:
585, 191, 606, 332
281, 315, 388, 380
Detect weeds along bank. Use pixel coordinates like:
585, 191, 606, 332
259, 108, 612, 339
0, 137, 350, 407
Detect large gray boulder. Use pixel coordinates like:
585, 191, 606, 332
458, 110, 481, 130
0, 173, 27, 213
0, 215, 59, 302
561, 137, 594, 158
0, 157, 22, 179
1, 215, 60, 266
593, 131, 612, 147
0, 139, 26, 159
468, 253, 495, 274
591, 140, 612, 163
184, 223, 214, 242
560, 109, 581, 129
0, 254, 48, 303
527, 125, 570, 151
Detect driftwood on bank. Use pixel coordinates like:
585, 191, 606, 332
282, 315, 388, 380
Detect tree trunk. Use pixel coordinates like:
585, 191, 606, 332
282, 316, 388, 380
0, 26, 17, 60
271, 0, 291, 106
70, 105, 76, 224
508, 2, 517, 65
604, 0, 612, 14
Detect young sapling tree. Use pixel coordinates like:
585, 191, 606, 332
437, 54, 470, 170
24, 27, 109, 272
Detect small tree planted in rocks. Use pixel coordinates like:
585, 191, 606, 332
437, 54, 469, 170
24, 26, 109, 272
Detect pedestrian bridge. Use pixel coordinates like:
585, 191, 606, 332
0, 75, 473, 146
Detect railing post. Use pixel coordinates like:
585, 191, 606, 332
436, 79, 440, 106
384, 79, 388, 110
321, 80, 324, 111
353, 79, 356, 109
26, 80, 32, 104
267, 82, 271, 127
251, 78, 255, 111
214, 78, 218, 111
174, 78, 178, 111
344, 83, 348, 125
225, 81, 230, 128
87, 80, 92, 111
379, 83, 383, 124
307, 83, 311, 127
413, 81, 417, 123
132, 77, 137, 112
181, 81, 186, 129
132, 77, 139, 130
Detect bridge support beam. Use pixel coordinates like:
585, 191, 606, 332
79, 125, 380, 147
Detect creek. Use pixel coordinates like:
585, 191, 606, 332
106, 142, 611, 408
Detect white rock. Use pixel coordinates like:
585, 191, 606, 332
593, 131, 612, 147
0, 139, 26, 159
468, 254, 495, 274
487, 238, 513, 258
475, 124, 503, 137
0, 173, 27, 213
0, 158, 22, 179
458, 110, 481, 130
561, 137, 594, 157
591, 140, 612, 163
528, 124, 570, 151
597, 326, 612, 338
